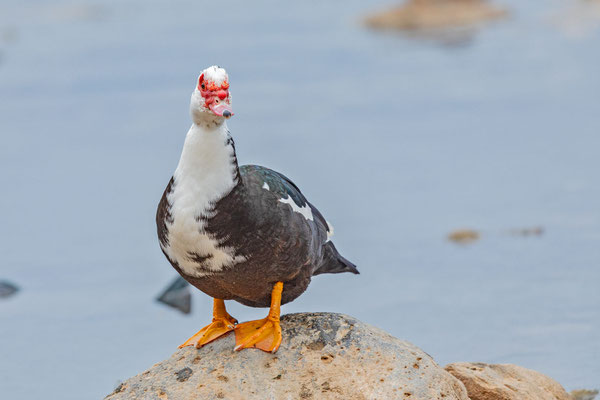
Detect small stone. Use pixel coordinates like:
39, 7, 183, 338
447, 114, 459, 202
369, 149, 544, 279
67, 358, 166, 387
113, 383, 125, 394
447, 229, 480, 244
174, 367, 192, 382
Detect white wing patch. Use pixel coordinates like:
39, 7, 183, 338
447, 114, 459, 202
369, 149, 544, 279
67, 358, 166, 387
326, 220, 334, 242
262, 182, 270, 190
279, 195, 314, 221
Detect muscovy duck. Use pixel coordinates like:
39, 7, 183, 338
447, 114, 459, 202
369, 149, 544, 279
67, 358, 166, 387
156, 66, 358, 353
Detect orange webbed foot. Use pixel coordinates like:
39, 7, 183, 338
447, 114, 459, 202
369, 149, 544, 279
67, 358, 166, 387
234, 316, 282, 353
233, 281, 284, 353
179, 299, 237, 349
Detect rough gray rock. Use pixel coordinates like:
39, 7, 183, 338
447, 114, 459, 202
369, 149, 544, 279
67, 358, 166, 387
106, 313, 469, 400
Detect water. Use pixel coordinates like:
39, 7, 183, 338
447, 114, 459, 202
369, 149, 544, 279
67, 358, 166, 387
1, 0, 599, 398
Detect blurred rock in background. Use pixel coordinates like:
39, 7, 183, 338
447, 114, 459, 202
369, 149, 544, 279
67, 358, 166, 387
448, 228, 481, 244
365, 0, 508, 30
446, 362, 572, 400
0, 280, 19, 299
364, 0, 508, 45
508, 226, 544, 237
571, 389, 599, 400
551, 0, 600, 38
448, 226, 544, 245
156, 276, 191, 315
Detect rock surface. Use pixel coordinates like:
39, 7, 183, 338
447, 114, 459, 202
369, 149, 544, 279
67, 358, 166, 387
106, 313, 469, 400
445, 362, 572, 400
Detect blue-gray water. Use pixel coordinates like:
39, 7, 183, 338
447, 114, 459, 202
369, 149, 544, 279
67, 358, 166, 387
1, 0, 599, 398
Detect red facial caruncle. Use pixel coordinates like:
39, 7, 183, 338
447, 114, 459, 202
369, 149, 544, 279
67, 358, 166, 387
198, 73, 233, 118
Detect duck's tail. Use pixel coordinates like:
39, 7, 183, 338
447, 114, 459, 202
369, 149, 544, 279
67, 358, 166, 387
313, 241, 359, 276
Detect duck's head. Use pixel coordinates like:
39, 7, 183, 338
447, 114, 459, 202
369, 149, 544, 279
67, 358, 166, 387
190, 65, 233, 125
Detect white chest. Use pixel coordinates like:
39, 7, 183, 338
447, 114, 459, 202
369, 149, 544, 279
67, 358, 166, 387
160, 123, 245, 277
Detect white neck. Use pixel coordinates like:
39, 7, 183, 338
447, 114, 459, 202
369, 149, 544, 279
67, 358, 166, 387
163, 122, 244, 277
172, 122, 239, 211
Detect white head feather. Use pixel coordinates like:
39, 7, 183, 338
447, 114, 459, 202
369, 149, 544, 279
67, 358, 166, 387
190, 65, 232, 127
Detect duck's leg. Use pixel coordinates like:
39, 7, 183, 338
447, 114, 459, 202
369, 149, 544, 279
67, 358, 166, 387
234, 281, 283, 353
179, 298, 237, 349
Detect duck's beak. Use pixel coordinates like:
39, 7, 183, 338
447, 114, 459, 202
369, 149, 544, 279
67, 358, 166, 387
209, 102, 233, 118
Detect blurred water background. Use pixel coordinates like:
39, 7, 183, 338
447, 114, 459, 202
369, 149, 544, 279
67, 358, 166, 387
1, 0, 599, 398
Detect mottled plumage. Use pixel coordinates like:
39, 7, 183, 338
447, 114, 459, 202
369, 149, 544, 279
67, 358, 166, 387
156, 66, 357, 313
157, 160, 357, 307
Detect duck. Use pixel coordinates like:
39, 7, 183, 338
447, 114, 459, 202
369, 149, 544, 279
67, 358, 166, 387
156, 66, 358, 353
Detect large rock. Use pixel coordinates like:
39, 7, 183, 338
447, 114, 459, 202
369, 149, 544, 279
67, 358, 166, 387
106, 313, 469, 400
445, 362, 571, 400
